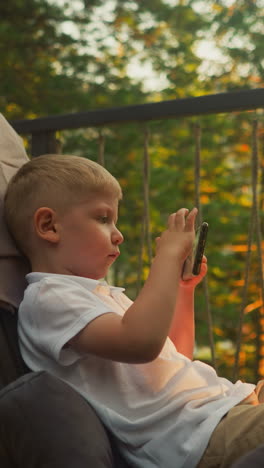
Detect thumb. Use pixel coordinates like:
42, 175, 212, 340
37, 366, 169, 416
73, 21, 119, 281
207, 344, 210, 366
155, 236, 161, 247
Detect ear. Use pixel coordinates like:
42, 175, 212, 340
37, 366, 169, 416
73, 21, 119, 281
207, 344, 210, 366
34, 207, 60, 244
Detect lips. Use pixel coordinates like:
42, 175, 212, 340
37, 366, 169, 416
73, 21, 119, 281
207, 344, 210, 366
108, 252, 120, 259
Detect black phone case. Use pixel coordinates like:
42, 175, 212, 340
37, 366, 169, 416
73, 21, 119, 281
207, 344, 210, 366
192, 222, 209, 275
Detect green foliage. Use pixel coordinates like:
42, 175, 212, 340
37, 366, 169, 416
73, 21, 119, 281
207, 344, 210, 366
200, 0, 264, 90
2, 0, 264, 380
0, 0, 95, 116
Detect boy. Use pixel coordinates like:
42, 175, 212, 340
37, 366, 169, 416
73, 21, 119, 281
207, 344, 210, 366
4, 154, 264, 468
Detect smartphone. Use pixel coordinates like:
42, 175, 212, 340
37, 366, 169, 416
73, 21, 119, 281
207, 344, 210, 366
182, 222, 209, 280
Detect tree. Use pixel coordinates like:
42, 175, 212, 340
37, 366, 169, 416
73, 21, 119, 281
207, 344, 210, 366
2, 0, 264, 380
0, 0, 144, 118
195, 0, 264, 90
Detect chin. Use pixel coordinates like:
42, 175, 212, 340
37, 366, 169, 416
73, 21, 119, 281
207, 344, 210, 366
82, 272, 106, 280
69, 266, 106, 280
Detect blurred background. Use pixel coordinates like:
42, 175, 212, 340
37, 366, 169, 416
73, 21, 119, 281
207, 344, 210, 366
1, 0, 264, 382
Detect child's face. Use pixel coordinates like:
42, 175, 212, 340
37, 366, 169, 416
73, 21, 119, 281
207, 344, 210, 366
56, 193, 123, 279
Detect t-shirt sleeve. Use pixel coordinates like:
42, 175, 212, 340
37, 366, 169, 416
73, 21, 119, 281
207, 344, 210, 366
19, 277, 115, 366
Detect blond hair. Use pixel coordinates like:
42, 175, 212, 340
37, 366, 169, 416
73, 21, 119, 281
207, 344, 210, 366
4, 154, 122, 257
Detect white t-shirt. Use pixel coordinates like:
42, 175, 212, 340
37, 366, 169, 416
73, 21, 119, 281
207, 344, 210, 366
18, 272, 255, 468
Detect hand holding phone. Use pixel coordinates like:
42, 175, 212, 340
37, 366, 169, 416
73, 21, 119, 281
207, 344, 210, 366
182, 222, 208, 280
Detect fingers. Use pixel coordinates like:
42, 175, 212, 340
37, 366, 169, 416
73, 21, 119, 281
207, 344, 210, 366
184, 207, 198, 231
168, 207, 197, 231
168, 208, 188, 230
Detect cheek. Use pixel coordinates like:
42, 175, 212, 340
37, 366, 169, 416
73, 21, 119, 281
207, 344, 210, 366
62, 226, 88, 250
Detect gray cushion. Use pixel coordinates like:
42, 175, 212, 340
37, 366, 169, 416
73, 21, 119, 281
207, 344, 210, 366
0, 307, 29, 389
0, 371, 115, 468
0, 113, 29, 309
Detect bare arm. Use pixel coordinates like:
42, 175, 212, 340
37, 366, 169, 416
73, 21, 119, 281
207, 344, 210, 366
69, 207, 197, 363
168, 257, 207, 359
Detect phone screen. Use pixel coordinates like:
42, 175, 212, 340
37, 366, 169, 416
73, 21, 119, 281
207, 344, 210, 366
182, 222, 208, 280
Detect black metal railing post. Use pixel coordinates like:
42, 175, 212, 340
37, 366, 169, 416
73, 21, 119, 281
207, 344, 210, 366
31, 131, 59, 157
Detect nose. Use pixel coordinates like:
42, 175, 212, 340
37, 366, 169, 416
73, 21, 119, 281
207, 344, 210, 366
112, 226, 124, 245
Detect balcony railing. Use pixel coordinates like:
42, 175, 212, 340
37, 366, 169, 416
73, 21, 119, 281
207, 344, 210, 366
9, 87, 264, 380
11, 88, 264, 156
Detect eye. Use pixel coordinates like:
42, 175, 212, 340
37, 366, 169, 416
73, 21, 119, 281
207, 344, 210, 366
99, 216, 109, 224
